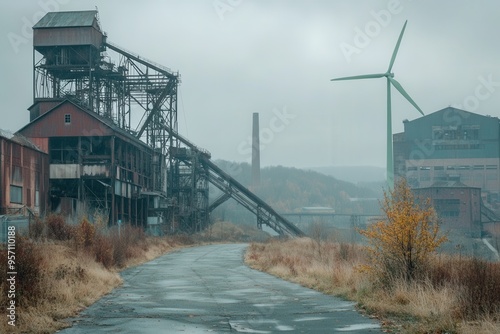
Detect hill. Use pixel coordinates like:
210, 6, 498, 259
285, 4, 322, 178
308, 165, 386, 184
211, 160, 382, 225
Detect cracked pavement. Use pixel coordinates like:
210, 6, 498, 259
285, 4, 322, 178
60, 244, 381, 333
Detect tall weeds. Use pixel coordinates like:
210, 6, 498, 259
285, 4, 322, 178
0, 237, 44, 307
0, 214, 186, 333
246, 238, 500, 334
426, 256, 500, 319
46, 214, 74, 240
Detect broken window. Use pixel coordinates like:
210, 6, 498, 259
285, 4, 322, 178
81, 136, 111, 156
50, 137, 79, 163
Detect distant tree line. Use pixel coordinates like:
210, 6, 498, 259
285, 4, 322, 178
211, 160, 381, 225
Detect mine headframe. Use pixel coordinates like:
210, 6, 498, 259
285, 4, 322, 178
32, 10, 211, 232
32, 11, 179, 194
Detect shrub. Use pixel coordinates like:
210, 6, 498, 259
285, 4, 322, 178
359, 179, 447, 282
29, 217, 45, 240
425, 256, 500, 320
111, 230, 127, 268
46, 214, 74, 241
106, 224, 145, 268
83, 223, 147, 269
93, 235, 114, 268
171, 233, 195, 245
17, 237, 45, 304
0, 237, 44, 306
52, 263, 86, 283
455, 259, 500, 319
77, 217, 96, 249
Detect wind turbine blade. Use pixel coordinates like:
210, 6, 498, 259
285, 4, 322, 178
389, 77, 424, 116
387, 20, 408, 73
330, 73, 385, 81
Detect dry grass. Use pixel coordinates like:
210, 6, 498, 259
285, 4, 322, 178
245, 238, 500, 334
0, 241, 122, 333
0, 215, 196, 334
246, 238, 369, 298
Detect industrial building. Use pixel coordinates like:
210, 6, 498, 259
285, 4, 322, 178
0, 130, 49, 216
18, 100, 156, 225
412, 182, 482, 237
21, 10, 182, 229
0, 10, 304, 237
394, 106, 500, 234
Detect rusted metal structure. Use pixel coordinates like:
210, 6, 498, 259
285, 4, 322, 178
17, 10, 303, 236
18, 100, 155, 224
0, 130, 49, 216
25, 10, 190, 229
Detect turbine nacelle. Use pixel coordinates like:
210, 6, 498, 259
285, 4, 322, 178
330, 20, 424, 188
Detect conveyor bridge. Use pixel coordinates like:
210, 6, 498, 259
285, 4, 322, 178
168, 129, 305, 237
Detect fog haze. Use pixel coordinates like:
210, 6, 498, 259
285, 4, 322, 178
1, 0, 499, 169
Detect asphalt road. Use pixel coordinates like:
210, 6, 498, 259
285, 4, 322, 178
61, 244, 381, 333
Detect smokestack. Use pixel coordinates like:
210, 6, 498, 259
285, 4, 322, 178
252, 112, 261, 187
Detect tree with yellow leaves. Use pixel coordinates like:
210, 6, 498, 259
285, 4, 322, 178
359, 178, 447, 282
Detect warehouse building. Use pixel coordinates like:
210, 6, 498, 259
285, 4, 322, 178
394, 107, 500, 200
0, 129, 49, 216
18, 100, 155, 225
412, 182, 482, 237
394, 107, 500, 234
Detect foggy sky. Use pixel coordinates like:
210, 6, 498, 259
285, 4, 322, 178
1, 0, 499, 169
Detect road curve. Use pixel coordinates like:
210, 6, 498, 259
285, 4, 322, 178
61, 244, 381, 333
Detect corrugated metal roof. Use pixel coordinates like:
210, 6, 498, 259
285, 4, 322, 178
0, 128, 15, 140
33, 10, 98, 29
0, 129, 45, 152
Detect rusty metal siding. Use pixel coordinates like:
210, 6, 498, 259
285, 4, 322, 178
18, 101, 154, 224
20, 103, 114, 138
29, 100, 63, 121
28, 138, 49, 154
0, 136, 49, 215
20, 101, 153, 152
50, 164, 80, 179
82, 165, 110, 178
34, 27, 103, 49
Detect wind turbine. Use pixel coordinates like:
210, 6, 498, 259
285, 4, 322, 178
331, 20, 424, 188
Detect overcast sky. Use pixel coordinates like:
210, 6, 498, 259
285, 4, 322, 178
1, 1, 499, 169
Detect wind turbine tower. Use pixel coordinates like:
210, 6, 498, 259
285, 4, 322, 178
331, 20, 424, 188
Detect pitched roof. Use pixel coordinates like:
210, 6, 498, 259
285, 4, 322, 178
33, 10, 98, 29
0, 129, 45, 153
18, 99, 151, 150
406, 106, 500, 125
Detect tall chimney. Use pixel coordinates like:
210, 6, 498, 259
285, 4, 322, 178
252, 113, 261, 187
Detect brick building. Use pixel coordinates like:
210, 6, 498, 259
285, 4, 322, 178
413, 182, 482, 237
